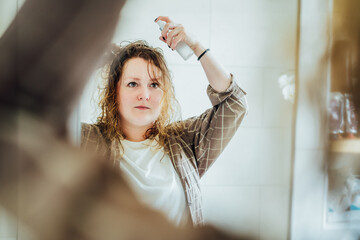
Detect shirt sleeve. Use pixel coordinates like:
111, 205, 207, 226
182, 74, 248, 177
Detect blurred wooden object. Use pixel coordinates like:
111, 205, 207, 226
330, 138, 360, 154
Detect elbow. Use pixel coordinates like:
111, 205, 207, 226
238, 96, 249, 118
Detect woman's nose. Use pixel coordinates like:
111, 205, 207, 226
137, 87, 150, 101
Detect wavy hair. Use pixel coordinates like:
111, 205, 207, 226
97, 40, 183, 150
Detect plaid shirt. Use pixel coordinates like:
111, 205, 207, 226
81, 76, 248, 226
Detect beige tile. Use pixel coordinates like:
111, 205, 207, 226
211, 0, 297, 68
259, 186, 290, 240
202, 185, 260, 239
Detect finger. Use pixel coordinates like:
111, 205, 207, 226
155, 16, 172, 24
167, 26, 183, 48
159, 36, 172, 50
161, 22, 175, 40
159, 36, 166, 43
170, 32, 186, 50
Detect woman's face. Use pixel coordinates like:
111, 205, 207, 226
117, 57, 164, 130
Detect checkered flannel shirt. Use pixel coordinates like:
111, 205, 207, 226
81, 75, 248, 226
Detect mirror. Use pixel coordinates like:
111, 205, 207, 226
77, 1, 298, 238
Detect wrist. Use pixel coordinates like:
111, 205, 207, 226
191, 42, 206, 57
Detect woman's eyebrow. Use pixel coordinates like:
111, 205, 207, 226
123, 76, 141, 81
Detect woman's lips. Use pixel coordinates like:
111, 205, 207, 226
135, 106, 150, 110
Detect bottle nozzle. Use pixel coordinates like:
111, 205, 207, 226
156, 20, 166, 31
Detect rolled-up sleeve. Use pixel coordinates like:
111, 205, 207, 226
183, 74, 248, 177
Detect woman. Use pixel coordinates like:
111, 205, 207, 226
81, 16, 248, 227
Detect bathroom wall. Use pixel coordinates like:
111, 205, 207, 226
0, 0, 297, 239
79, 0, 297, 239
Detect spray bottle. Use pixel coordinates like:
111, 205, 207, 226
156, 20, 194, 61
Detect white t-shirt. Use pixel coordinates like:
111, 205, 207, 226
118, 138, 189, 226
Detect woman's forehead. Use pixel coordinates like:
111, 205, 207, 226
121, 57, 162, 80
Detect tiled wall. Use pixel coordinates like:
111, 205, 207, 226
0, 0, 297, 239
79, 1, 297, 239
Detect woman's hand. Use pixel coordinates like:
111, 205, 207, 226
155, 16, 231, 93
154, 16, 199, 52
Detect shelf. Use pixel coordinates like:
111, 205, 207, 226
330, 138, 360, 154
327, 210, 360, 223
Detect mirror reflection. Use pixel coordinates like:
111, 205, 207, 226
78, 1, 297, 238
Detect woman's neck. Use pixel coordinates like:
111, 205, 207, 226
121, 124, 152, 142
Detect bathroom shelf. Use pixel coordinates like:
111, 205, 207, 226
327, 210, 360, 223
330, 138, 360, 154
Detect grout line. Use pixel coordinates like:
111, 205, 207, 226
262, 68, 265, 127
239, 126, 294, 129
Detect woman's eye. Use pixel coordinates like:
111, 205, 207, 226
150, 82, 159, 88
127, 82, 137, 87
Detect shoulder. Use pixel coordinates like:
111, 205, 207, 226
81, 122, 103, 137
81, 122, 108, 146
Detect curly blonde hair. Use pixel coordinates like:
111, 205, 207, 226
97, 40, 182, 149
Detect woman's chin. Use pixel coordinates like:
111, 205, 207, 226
130, 119, 156, 128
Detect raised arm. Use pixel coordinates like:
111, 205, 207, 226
155, 16, 231, 92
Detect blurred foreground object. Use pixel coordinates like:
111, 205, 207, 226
0, 0, 251, 239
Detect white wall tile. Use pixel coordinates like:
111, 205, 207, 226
17, 0, 26, 10
258, 129, 292, 186
170, 65, 212, 119
211, 0, 297, 68
291, 149, 326, 240
202, 185, 260, 239
204, 128, 261, 185
260, 186, 290, 240
0, 207, 17, 237
263, 68, 294, 128
0, 0, 17, 37
79, 69, 103, 124
295, 91, 327, 150
205, 127, 292, 186
112, 0, 211, 65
